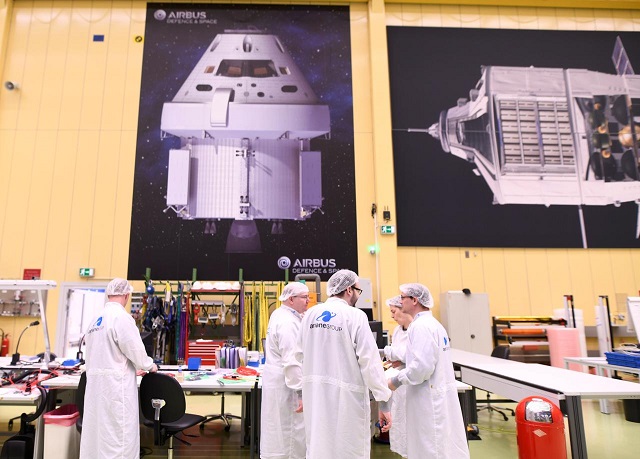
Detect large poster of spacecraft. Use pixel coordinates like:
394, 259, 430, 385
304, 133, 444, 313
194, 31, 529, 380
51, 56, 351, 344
388, 27, 640, 248
128, 4, 355, 280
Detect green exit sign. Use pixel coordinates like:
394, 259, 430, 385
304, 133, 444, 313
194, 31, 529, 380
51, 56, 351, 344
380, 225, 395, 235
79, 268, 95, 277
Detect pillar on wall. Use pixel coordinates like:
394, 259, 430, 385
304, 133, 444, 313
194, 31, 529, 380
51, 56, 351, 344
366, 0, 400, 327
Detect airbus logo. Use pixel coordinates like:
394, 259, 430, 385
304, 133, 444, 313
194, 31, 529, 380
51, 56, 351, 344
278, 256, 338, 275
277, 256, 291, 269
155, 10, 215, 24
167, 11, 207, 20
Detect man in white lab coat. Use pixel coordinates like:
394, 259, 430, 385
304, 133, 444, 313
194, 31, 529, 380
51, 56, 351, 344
80, 278, 157, 459
381, 295, 412, 458
387, 283, 469, 459
260, 282, 310, 459
296, 269, 392, 459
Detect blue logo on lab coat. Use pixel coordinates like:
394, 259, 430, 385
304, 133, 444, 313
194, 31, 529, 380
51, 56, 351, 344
95, 316, 102, 326
316, 311, 337, 322
444, 336, 448, 345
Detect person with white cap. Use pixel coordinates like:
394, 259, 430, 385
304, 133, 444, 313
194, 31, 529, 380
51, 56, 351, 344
387, 283, 469, 459
296, 269, 392, 459
260, 282, 310, 459
80, 278, 157, 459
381, 295, 412, 458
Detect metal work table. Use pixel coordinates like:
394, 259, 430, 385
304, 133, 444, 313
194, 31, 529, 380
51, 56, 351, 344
40, 370, 262, 458
452, 348, 640, 459
564, 356, 640, 413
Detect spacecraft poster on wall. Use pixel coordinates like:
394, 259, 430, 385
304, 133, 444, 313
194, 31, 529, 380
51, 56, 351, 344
388, 27, 640, 249
128, 4, 355, 281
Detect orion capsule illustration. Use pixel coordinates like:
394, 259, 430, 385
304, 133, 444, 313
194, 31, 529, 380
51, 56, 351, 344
162, 30, 329, 252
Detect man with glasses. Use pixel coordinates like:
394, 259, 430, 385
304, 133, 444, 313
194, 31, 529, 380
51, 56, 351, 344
261, 282, 310, 459
387, 283, 469, 459
296, 269, 392, 459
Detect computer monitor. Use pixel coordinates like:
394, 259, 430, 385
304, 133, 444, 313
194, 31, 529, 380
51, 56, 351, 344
369, 321, 384, 348
140, 331, 154, 358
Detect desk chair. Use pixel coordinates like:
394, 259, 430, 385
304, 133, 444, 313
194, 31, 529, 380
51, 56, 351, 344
476, 345, 515, 421
140, 373, 206, 458
75, 372, 87, 433
199, 391, 242, 432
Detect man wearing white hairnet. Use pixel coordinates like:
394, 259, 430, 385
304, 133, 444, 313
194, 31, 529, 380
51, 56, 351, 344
296, 269, 392, 459
381, 295, 412, 458
387, 283, 469, 459
260, 282, 309, 459
80, 278, 157, 459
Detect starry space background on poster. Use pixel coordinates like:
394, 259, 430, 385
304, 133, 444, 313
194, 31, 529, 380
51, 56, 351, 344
387, 27, 640, 249
128, 4, 355, 281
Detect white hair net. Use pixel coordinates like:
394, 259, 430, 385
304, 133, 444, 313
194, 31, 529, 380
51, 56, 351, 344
385, 295, 403, 308
327, 269, 359, 297
279, 282, 309, 301
399, 283, 434, 308
106, 278, 134, 296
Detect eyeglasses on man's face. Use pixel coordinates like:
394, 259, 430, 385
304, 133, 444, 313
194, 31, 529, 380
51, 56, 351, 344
400, 295, 413, 300
294, 295, 310, 300
352, 287, 363, 295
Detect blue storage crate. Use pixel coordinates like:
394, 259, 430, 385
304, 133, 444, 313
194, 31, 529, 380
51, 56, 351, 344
605, 351, 640, 368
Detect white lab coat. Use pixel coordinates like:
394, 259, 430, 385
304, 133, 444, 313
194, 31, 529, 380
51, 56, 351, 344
260, 305, 305, 459
385, 325, 409, 458
79, 302, 154, 459
296, 297, 392, 459
396, 310, 469, 459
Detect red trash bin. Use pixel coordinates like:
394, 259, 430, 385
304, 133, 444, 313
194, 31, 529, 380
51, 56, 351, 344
515, 396, 567, 459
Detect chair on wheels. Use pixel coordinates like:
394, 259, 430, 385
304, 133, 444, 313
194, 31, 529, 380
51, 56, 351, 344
476, 345, 515, 421
199, 392, 242, 432
75, 372, 87, 433
139, 372, 206, 458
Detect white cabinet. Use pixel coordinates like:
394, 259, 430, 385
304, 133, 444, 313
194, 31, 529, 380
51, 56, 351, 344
440, 291, 492, 355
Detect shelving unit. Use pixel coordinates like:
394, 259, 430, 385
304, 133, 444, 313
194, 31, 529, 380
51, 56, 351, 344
135, 267, 246, 366
0, 280, 57, 364
187, 284, 244, 367
492, 316, 567, 364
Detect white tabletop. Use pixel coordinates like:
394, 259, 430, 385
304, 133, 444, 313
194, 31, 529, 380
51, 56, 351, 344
455, 380, 472, 392
39, 371, 260, 392
564, 356, 640, 375
0, 387, 41, 404
450, 349, 522, 367
452, 349, 640, 399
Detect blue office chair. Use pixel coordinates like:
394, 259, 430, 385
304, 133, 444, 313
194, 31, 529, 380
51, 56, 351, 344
139, 373, 206, 458
476, 345, 515, 421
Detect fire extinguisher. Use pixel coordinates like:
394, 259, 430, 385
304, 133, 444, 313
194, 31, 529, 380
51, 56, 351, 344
0, 329, 8, 357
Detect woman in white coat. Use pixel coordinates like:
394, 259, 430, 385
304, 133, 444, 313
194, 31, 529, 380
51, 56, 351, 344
296, 269, 392, 459
80, 278, 157, 459
388, 283, 469, 459
382, 295, 412, 458
260, 282, 309, 459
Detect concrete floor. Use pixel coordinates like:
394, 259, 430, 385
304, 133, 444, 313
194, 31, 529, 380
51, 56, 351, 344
0, 389, 637, 458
